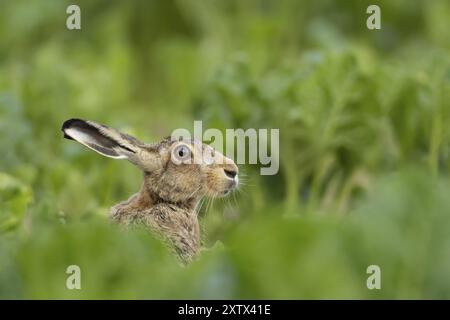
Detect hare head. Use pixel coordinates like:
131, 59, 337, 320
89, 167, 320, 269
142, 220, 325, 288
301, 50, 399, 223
62, 119, 238, 205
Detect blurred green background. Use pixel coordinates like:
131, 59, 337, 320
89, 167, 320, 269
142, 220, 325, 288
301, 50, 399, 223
1, 0, 450, 299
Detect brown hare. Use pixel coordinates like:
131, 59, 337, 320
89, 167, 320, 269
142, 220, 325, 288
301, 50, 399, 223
61, 119, 238, 263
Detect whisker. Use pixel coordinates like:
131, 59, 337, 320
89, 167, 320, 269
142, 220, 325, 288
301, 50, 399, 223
188, 186, 201, 200
205, 197, 213, 214
232, 191, 239, 208
195, 197, 206, 214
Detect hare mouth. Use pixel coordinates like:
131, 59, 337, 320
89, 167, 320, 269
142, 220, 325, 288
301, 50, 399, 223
220, 179, 238, 196
220, 189, 233, 197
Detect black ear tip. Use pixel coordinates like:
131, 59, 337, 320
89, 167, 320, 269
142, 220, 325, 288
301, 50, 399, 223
62, 118, 87, 140
62, 118, 85, 131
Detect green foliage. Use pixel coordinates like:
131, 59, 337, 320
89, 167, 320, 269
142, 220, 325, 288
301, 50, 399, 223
0, 0, 449, 298
0, 173, 33, 232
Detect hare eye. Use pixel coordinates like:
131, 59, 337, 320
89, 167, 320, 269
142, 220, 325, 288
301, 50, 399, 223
173, 144, 191, 162
178, 147, 186, 157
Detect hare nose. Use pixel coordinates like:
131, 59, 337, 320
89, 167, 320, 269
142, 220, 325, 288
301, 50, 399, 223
224, 167, 238, 179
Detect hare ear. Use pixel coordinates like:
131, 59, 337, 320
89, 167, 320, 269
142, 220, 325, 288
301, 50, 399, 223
62, 118, 140, 159
62, 119, 163, 171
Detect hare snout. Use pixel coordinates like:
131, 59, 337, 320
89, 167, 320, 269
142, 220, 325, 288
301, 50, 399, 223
224, 168, 237, 179
223, 177, 238, 195
223, 165, 238, 186
202, 157, 238, 197
218, 163, 239, 195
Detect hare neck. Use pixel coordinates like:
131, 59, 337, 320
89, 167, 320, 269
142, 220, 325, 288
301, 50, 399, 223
133, 181, 199, 213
